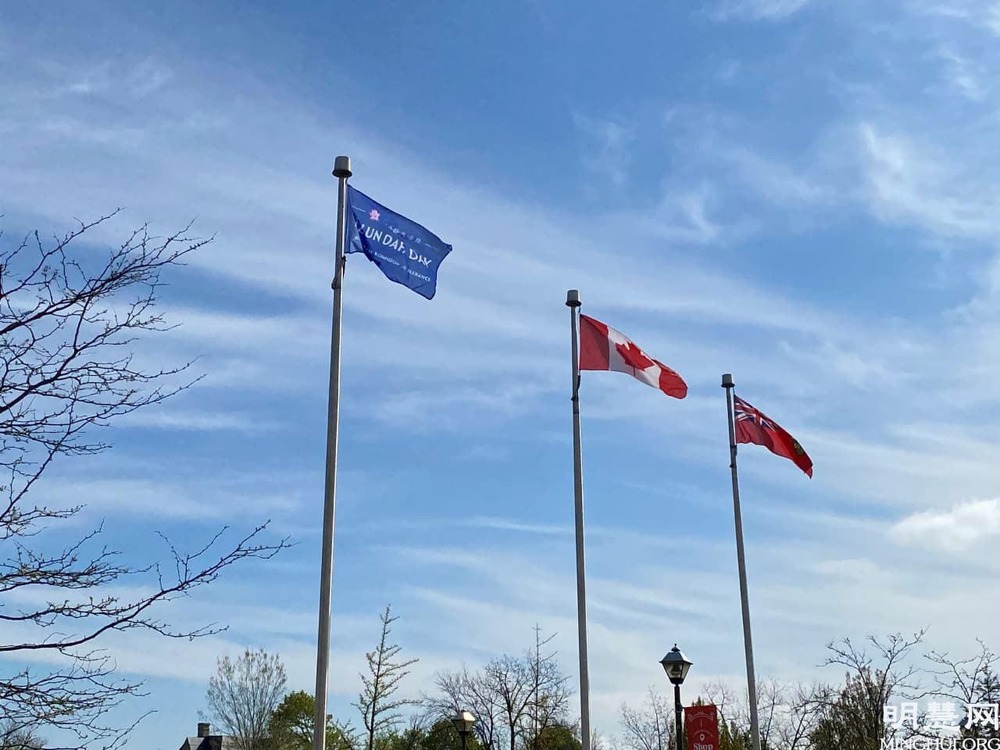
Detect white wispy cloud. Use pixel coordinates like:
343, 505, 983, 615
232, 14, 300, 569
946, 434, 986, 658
644, 186, 726, 244
6, 46, 923, 458
9, 6, 1000, 748
34, 464, 310, 522
858, 123, 1000, 239
572, 114, 634, 188
920, 0, 1000, 36
118, 409, 279, 432
714, 146, 836, 208
711, 0, 813, 22
890, 498, 1000, 551
936, 46, 987, 100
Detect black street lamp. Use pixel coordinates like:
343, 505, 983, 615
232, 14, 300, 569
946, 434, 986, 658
452, 710, 476, 750
660, 645, 693, 750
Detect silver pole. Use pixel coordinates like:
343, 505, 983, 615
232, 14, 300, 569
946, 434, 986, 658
566, 289, 591, 750
721, 373, 761, 750
313, 155, 352, 750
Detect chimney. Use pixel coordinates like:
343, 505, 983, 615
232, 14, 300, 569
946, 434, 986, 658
197, 723, 211, 738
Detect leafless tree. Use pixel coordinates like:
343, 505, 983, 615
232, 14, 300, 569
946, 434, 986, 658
426, 629, 570, 750
771, 682, 822, 750
618, 688, 672, 750
483, 654, 536, 750
0, 720, 44, 750
426, 666, 501, 750
809, 630, 925, 750
0, 213, 288, 747
525, 627, 571, 750
701, 680, 745, 740
755, 679, 782, 746
356, 604, 419, 750
699, 678, 821, 750
206, 648, 287, 750
924, 639, 1000, 740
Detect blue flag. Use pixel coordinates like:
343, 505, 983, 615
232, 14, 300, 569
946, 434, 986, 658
345, 186, 452, 300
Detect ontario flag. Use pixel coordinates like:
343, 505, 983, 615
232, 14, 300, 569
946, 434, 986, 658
734, 395, 813, 477
578, 314, 687, 399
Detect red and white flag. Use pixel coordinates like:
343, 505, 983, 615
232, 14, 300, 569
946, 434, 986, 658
578, 314, 687, 399
734, 395, 813, 477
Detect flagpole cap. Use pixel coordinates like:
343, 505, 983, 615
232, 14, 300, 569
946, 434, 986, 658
721, 373, 734, 389
333, 156, 352, 179
566, 289, 581, 308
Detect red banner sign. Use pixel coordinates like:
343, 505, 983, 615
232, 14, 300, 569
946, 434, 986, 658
685, 705, 719, 750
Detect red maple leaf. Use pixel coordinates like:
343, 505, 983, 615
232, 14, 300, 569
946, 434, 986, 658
615, 341, 654, 370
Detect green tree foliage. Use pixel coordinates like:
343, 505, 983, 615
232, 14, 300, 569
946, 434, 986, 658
267, 690, 357, 750
809, 673, 886, 750
809, 631, 923, 750
414, 719, 482, 750
718, 719, 750, 750
377, 722, 429, 750
532, 724, 580, 750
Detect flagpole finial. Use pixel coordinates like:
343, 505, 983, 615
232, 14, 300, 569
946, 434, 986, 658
722, 373, 734, 389
566, 289, 581, 308
333, 156, 352, 179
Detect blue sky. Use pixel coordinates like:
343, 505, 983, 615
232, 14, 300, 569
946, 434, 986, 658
5, 0, 1000, 747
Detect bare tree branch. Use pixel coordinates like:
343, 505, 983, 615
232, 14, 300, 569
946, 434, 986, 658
355, 604, 420, 750
206, 649, 287, 750
619, 687, 671, 750
0, 214, 289, 747
425, 628, 570, 750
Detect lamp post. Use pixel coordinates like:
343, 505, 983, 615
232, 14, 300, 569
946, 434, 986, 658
660, 645, 693, 750
452, 710, 476, 750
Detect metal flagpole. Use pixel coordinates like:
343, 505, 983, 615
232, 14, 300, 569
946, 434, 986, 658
721, 373, 761, 750
313, 155, 352, 750
566, 289, 591, 750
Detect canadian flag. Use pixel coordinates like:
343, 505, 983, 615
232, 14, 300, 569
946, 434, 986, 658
579, 314, 687, 399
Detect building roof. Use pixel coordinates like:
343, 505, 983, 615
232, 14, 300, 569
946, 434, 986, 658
179, 731, 237, 750
180, 736, 237, 750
